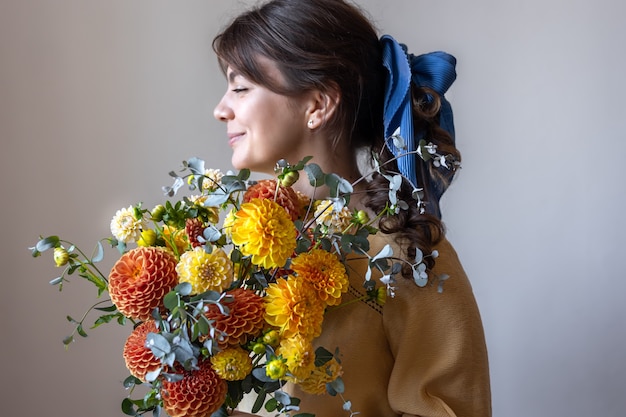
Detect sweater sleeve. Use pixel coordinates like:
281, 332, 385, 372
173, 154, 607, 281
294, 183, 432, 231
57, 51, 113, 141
382, 239, 492, 417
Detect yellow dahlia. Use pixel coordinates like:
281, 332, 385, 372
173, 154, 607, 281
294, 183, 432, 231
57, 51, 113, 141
314, 199, 353, 234
108, 247, 179, 321
210, 347, 253, 381
299, 357, 344, 395
265, 277, 324, 341
277, 334, 315, 382
176, 247, 233, 294
231, 198, 297, 269
123, 320, 161, 381
243, 179, 301, 221
204, 288, 265, 348
291, 249, 349, 306
161, 359, 227, 417
110, 205, 147, 243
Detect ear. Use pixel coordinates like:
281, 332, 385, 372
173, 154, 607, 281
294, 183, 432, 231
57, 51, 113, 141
304, 84, 341, 129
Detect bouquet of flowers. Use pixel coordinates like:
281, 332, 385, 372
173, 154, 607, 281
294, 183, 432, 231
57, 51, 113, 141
31, 156, 440, 417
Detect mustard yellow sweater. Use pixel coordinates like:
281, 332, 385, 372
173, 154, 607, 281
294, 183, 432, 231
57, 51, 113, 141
241, 234, 491, 417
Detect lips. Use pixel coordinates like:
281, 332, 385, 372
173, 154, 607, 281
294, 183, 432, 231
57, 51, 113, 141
228, 132, 244, 147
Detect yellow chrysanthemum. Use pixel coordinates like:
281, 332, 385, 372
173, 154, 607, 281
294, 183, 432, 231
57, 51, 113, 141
162, 225, 188, 256
176, 247, 234, 294
265, 277, 324, 340
210, 347, 253, 381
299, 357, 344, 395
291, 249, 349, 306
277, 334, 315, 382
110, 205, 147, 243
314, 199, 352, 234
231, 198, 297, 269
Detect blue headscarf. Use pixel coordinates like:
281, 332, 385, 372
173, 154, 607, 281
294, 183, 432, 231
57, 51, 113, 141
381, 34, 457, 218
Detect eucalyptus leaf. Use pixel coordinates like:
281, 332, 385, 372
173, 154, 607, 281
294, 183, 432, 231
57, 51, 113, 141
175, 282, 193, 297
273, 390, 292, 406
304, 163, 325, 186
49, 277, 63, 286
372, 244, 393, 261
36, 236, 60, 252
146, 332, 172, 357
187, 157, 206, 175
90, 241, 104, 263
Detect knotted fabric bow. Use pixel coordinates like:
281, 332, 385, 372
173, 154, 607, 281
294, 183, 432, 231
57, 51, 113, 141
381, 34, 457, 218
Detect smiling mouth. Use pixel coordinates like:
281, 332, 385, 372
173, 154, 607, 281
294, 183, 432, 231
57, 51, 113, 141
228, 133, 244, 147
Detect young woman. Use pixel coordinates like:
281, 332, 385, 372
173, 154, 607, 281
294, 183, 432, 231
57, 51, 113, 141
212, 0, 491, 416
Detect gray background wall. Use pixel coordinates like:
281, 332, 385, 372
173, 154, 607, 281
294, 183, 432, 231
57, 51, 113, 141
2, 1, 625, 416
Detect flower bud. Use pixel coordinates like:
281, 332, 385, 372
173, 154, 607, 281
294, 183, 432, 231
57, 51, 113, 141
53, 247, 69, 267
265, 358, 287, 380
355, 210, 370, 225
137, 229, 157, 247
151, 205, 166, 222
251, 342, 265, 355
280, 171, 299, 188
262, 329, 280, 347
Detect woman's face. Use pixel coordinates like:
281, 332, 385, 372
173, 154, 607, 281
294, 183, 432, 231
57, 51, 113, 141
213, 62, 312, 175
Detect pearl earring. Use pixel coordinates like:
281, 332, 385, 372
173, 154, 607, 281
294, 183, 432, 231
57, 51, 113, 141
308, 120, 314, 128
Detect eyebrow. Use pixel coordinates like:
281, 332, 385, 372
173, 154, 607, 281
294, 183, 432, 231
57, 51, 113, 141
228, 70, 241, 83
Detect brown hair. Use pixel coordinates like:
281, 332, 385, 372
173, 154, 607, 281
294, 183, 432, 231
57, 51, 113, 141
213, 0, 460, 275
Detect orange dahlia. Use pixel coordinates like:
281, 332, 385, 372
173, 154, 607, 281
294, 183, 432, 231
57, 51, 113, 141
108, 247, 179, 321
122, 320, 161, 381
230, 198, 297, 269
291, 249, 349, 306
161, 359, 227, 417
264, 277, 324, 341
243, 179, 301, 221
204, 288, 265, 348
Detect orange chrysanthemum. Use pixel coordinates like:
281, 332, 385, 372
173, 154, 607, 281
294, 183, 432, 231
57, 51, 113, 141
264, 277, 324, 341
122, 320, 161, 381
108, 247, 179, 321
204, 288, 265, 348
230, 198, 297, 269
299, 357, 344, 395
243, 179, 301, 221
291, 249, 349, 306
161, 359, 227, 417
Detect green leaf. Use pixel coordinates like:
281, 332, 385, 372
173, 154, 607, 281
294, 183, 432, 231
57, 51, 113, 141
314, 346, 334, 367
123, 375, 142, 388
251, 388, 266, 413
76, 324, 88, 338
35, 236, 59, 252
62, 335, 74, 346
264, 397, 278, 412
163, 291, 179, 311
121, 398, 138, 416
94, 305, 118, 312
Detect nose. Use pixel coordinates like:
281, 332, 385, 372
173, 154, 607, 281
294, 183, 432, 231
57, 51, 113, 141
213, 95, 232, 122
